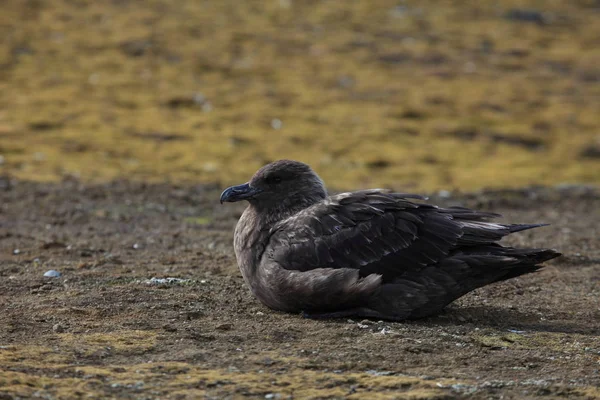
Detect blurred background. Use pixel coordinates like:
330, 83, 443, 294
1, 0, 599, 192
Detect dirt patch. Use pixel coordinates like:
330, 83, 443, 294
0, 179, 598, 399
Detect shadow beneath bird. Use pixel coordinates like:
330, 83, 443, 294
416, 306, 600, 336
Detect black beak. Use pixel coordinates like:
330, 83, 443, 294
220, 183, 262, 204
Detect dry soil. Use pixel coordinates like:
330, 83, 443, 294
0, 179, 598, 399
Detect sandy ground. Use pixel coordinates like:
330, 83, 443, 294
0, 179, 598, 399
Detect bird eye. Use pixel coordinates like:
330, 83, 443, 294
267, 176, 282, 184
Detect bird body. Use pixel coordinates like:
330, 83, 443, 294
221, 160, 560, 321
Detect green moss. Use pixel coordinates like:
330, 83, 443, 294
0, 344, 462, 398
471, 331, 590, 353
56, 330, 158, 356
2, 332, 597, 398
1, 1, 599, 191
574, 387, 600, 399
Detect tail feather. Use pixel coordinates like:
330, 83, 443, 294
374, 246, 561, 320
507, 223, 550, 233
448, 245, 561, 285
456, 220, 552, 246
364, 207, 561, 321
498, 246, 561, 264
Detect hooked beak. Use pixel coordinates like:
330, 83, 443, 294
220, 183, 262, 204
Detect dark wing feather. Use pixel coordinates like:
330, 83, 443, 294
267, 191, 477, 282
267, 190, 547, 283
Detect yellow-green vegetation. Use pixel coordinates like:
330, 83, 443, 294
0, 339, 461, 399
3, 329, 598, 398
56, 330, 158, 357
1, 0, 599, 190
471, 330, 593, 352
575, 387, 600, 399
0, 366, 455, 399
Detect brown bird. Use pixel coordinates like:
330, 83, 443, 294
220, 160, 560, 321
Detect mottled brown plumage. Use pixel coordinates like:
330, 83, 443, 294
220, 160, 560, 321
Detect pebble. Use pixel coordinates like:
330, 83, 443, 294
366, 370, 395, 376
504, 8, 547, 25
44, 270, 62, 278
145, 277, 190, 285
202, 102, 213, 112
193, 92, 205, 104
216, 323, 233, 331
271, 118, 283, 130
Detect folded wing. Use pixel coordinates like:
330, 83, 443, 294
267, 190, 543, 282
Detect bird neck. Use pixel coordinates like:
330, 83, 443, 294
234, 194, 324, 278
252, 194, 323, 226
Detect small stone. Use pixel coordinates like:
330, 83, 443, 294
12, 249, 20, 255
504, 8, 547, 25
216, 323, 233, 331
203, 163, 217, 173
145, 277, 190, 285
44, 270, 62, 278
193, 92, 206, 104
580, 144, 600, 159
88, 73, 100, 85
271, 119, 283, 130
202, 102, 213, 112
438, 190, 451, 198
337, 75, 355, 88
464, 62, 476, 74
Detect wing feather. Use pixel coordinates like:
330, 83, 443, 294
266, 190, 521, 282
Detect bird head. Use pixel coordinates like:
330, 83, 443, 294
220, 160, 327, 213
